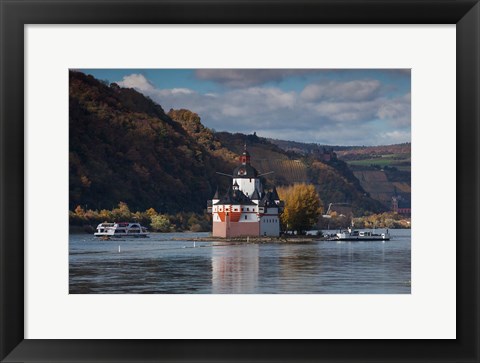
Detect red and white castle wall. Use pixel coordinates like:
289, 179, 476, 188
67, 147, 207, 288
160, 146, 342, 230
207, 146, 284, 238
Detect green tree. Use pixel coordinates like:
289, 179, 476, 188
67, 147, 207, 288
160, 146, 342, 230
150, 214, 171, 232
278, 183, 323, 234
112, 202, 132, 221
145, 208, 158, 217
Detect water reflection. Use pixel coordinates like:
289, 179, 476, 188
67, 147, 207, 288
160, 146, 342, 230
211, 243, 259, 293
69, 230, 411, 294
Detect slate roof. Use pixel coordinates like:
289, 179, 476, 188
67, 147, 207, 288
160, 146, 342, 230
233, 164, 258, 179
251, 188, 261, 200
271, 186, 280, 201
214, 187, 257, 206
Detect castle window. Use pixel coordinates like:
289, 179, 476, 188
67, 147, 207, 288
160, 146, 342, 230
244, 215, 247, 220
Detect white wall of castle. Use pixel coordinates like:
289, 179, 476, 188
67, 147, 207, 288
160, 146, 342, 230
211, 204, 260, 223
233, 178, 262, 198
259, 214, 280, 236
211, 203, 280, 236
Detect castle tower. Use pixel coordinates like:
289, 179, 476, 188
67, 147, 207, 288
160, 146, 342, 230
232, 144, 262, 198
208, 145, 283, 238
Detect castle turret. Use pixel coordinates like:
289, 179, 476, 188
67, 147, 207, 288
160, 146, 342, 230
251, 188, 261, 204
271, 186, 280, 203
240, 143, 251, 165
232, 144, 262, 197
233, 181, 240, 191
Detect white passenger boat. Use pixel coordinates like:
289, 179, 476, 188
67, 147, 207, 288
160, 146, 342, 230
336, 227, 390, 241
94, 222, 149, 238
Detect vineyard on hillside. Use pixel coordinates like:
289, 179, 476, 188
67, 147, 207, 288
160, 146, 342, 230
353, 170, 401, 206
252, 159, 309, 186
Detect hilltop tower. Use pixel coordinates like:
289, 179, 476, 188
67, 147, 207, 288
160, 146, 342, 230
207, 145, 284, 238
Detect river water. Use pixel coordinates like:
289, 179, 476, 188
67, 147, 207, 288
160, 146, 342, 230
69, 229, 411, 294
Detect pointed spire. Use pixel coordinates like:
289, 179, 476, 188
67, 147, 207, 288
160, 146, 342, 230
222, 186, 232, 203
240, 142, 251, 165
271, 186, 280, 201
251, 188, 260, 200
213, 187, 219, 199
260, 191, 270, 206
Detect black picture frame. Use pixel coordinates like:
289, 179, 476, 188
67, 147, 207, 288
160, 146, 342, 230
1, 1, 479, 362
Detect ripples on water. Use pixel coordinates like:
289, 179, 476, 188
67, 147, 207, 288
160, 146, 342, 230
69, 230, 411, 294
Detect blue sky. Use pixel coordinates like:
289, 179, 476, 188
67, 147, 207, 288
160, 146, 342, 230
80, 69, 411, 146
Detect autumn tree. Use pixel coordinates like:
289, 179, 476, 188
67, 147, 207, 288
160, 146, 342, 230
277, 183, 323, 234
150, 214, 171, 232
111, 202, 132, 221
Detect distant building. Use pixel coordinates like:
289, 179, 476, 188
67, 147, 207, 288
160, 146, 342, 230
207, 145, 284, 237
391, 194, 411, 217
314, 147, 337, 162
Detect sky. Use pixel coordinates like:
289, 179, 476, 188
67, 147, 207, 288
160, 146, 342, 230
80, 69, 411, 146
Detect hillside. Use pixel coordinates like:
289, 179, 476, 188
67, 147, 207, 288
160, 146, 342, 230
215, 133, 385, 214
337, 144, 410, 207
69, 71, 232, 213
270, 138, 411, 208
70, 71, 387, 215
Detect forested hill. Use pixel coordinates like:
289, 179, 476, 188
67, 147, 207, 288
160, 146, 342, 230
69, 71, 234, 213
212, 132, 385, 214
70, 71, 385, 215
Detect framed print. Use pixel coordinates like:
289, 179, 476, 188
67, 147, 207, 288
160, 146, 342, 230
1, 0, 479, 362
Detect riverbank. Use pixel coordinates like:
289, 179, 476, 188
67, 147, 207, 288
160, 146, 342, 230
172, 235, 325, 243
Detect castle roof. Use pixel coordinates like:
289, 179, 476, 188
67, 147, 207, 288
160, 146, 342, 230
258, 191, 277, 208
214, 187, 256, 206
251, 188, 261, 200
233, 164, 258, 178
397, 198, 411, 209
271, 186, 280, 201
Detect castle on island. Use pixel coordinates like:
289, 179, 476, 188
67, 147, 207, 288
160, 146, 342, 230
207, 145, 284, 238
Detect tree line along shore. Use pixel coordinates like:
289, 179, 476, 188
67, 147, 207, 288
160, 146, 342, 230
70, 184, 410, 235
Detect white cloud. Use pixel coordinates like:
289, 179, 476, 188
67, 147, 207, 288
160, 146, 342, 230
116, 74, 155, 92
169, 88, 194, 95
301, 80, 382, 102
310, 100, 380, 123
380, 130, 412, 144
114, 73, 410, 146
376, 93, 411, 126
195, 69, 315, 88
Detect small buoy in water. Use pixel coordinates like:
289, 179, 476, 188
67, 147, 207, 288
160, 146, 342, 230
193, 241, 196, 248
118, 245, 121, 253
